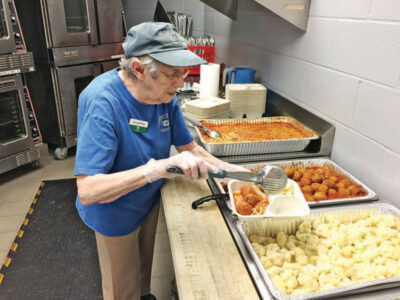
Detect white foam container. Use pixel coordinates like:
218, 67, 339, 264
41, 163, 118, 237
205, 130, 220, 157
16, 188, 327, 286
228, 179, 310, 220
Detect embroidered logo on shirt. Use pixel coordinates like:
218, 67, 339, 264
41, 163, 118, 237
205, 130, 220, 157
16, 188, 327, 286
159, 114, 170, 132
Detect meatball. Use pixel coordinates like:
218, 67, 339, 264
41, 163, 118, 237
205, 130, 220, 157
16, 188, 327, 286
292, 171, 302, 181
314, 191, 327, 201
304, 193, 315, 202
300, 176, 312, 186
338, 188, 351, 198
329, 176, 339, 184
311, 174, 323, 183
348, 185, 360, 196
337, 179, 350, 189
245, 193, 260, 205
323, 169, 333, 178
311, 182, 320, 191
322, 179, 331, 187
302, 185, 313, 194
328, 188, 337, 197
236, 201, 253, 215
317, 184, 329, 194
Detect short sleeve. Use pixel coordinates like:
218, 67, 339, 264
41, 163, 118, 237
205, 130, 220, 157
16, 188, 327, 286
169, 97, 193, 146
74, 113, 117, 176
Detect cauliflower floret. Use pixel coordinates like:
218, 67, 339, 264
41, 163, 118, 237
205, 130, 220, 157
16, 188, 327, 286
285, 240, 296, 250
267, 265, 283, 277
298, 221, 312, 234
271, 275, 286, 294
266, 243, 280, 254
251, 242, 266, 257
260, 256, 272, 269
276, 232, 287, 248
305, 234, 319, 251
268, 251, 284, 267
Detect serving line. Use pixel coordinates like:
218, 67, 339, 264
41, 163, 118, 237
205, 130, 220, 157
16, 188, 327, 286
160, 176, 400, 300
207, 177, 400, 300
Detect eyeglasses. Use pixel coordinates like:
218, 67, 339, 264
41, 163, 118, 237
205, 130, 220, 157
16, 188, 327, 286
159, 68, 190, 82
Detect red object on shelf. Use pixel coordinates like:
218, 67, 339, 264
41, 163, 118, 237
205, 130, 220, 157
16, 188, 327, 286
187, 46, 215, 75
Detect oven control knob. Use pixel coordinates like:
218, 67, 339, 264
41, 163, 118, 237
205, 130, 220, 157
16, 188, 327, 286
11, 15, 16, 23
14, 32, 20, 38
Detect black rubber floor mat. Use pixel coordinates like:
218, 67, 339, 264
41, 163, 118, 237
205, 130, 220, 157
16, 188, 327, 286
0, 179, 102, 300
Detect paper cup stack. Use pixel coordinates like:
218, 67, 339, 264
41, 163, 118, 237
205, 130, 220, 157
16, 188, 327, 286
185, 96, 230, 123
225, 84, 267, 118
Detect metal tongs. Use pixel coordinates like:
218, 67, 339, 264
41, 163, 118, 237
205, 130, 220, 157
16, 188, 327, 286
167, 165, 288, 195
183, 113, 221, 139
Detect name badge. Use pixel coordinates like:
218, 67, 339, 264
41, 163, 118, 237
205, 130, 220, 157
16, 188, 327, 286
129, 118, 148, 133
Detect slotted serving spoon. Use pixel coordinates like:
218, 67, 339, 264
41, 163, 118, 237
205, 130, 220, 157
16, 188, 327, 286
167, 164, 288, 195
183, 113, 221, 139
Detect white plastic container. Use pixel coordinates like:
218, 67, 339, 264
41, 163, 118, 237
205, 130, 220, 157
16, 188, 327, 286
228, 179, 310, 220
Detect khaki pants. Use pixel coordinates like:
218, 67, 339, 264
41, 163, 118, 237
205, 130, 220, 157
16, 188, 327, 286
95, 200, 160, 300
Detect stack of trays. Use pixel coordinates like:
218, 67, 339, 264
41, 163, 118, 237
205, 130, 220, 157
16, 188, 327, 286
184, 96, 230, 120
225, 83, 267, 118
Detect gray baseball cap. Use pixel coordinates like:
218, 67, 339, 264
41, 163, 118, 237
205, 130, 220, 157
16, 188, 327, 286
123, 22, 207, 67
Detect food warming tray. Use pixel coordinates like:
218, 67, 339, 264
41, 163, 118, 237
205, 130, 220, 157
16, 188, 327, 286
214, 158, 377, 207
195, 117, 319, 156
236, 203, 400, 299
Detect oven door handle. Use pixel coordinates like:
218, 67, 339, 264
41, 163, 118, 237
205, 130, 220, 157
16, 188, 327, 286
87, 0, 98, 46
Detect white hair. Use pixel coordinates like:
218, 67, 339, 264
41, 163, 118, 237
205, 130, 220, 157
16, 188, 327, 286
119, 55, 161, 79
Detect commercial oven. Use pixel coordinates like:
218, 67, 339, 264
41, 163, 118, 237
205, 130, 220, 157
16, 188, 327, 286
40, 0, 124, 48
0, 75, 31, 159
0, 0, 16, 54
22, 59, 120, 159
15, 0, 125, 159
0, 0, 26, 54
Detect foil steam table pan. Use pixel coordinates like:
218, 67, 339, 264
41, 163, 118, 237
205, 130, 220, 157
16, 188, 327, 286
195, 117, 319, 156
236, 203, 400, 300
214, 158, 377, 207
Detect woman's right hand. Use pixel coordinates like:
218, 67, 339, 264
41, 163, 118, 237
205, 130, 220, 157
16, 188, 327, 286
143, 151, 216, 183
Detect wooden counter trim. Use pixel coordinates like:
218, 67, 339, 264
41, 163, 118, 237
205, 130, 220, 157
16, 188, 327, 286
161, 177, 259, 300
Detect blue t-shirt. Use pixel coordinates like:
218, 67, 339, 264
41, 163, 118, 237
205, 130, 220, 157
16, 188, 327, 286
74, 69, 193, 236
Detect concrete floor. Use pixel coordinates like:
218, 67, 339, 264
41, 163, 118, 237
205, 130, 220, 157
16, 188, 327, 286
0, 147, 175, 300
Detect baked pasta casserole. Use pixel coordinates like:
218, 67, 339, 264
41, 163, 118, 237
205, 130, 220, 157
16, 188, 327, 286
199, 121, 309, 143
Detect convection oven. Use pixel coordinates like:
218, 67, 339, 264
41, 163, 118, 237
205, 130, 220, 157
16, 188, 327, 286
0, 0, 26, 54
0, 75, 31, 159
40, 0, 124, 48
15, 0, 125, 159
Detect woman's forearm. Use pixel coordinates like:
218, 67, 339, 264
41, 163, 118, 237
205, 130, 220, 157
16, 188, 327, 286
176, 141, 226, 168
76, 165, 149, 206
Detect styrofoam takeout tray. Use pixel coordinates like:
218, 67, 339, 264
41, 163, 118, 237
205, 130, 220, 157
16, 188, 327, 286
228, 179, 310, 220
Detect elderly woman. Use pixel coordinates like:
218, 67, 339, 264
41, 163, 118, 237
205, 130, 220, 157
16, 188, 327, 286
74, 22, 242, 300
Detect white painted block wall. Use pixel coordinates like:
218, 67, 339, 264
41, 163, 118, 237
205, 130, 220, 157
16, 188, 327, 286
124, 0, 400, 205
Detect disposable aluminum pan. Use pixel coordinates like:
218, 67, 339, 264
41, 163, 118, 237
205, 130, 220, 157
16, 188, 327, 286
195, 117, 319, 156
236, 203, 400, 300
214, 158, 377, 207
